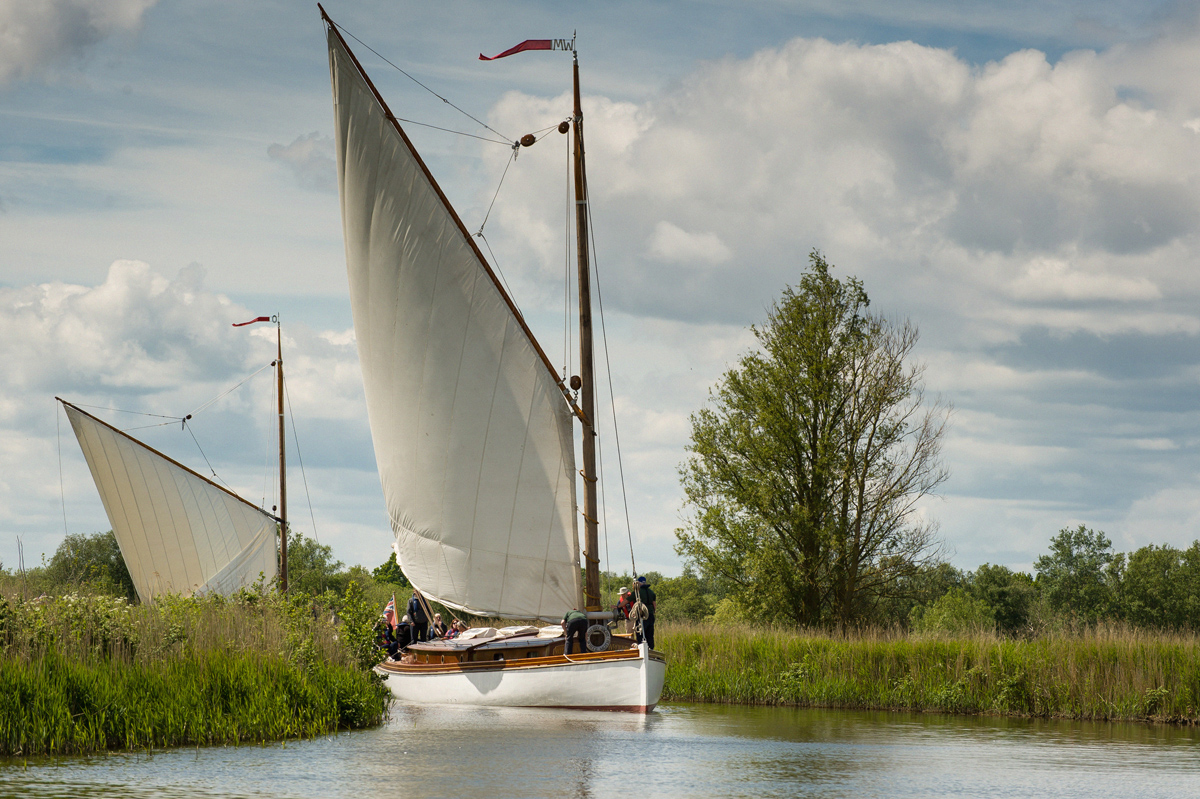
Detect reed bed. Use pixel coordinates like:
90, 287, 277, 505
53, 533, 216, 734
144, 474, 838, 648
0, 588, 388, 756
659, 621, 1200, 723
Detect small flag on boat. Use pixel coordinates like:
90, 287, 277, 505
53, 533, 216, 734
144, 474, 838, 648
233, 316, 271, 327
384, 594, 397, 629
479, 37, 573, 60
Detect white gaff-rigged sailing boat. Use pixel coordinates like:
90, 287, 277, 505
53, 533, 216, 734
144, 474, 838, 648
321, 8, 666, 711
57, 319, 294, 603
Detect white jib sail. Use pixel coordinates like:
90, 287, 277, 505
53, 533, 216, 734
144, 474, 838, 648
62, 402, 279, 603
326, 27, 581, 621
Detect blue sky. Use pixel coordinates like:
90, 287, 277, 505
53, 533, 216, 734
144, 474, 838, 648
4, 0, 1200, 580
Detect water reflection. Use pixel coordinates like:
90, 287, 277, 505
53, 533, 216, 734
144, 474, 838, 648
3, 704, 1198, 798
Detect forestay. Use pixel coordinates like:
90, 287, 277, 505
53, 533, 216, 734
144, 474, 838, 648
326, 28, 581, 620
61, 402, 278, 602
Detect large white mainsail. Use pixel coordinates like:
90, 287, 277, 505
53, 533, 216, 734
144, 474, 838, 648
326, 27, 581, 621
60, 400, 279, 602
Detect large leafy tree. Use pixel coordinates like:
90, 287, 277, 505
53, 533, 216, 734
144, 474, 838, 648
971, 563, 1038, 634
1119, 542, 1200, 629
676, 252, 949, 627
1033, 525, 1121, 621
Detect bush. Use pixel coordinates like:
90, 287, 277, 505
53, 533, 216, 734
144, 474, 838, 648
44, 531, 136, 601
911, 588, 995, 634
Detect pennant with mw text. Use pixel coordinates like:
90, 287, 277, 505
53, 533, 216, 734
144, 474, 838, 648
479, 37, 573, 60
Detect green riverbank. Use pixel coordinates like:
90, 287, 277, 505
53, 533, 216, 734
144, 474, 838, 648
659, 622, 1200, 723
0, 587, 388, 756
0, 650, 382, 755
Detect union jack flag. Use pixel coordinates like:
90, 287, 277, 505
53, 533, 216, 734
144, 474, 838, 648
384, 594, 397, 629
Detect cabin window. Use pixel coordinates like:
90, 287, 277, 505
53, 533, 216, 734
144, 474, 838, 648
527, 651, 537, 659
493, 653, 505, 661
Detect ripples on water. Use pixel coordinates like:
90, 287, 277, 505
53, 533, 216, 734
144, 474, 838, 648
4, 704, 1198, 798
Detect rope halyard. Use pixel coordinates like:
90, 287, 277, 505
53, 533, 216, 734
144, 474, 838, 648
330, 19, 514, 144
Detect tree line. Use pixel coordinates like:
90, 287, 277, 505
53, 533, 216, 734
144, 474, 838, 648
3, 530, 410, 613
616, 525, 1200, 634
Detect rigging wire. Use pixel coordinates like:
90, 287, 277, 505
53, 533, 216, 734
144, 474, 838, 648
476, 146, 519, 236
184, 421, 231, 490
563, 129, 573, 381
476, 233, 525, 321
597, 422, 612, 578
57, 404, 68, 536
71, 403, 179, 420
120, 421, 185, 432
330, 21, 514, 144
390, 115, 511, 146
185, 363, 275, 419
283, 379, 320, 545
584, 180, 638, 576
262, 360, 276, 513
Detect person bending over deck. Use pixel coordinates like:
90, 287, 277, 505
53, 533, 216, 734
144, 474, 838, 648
563, 608, 588, 655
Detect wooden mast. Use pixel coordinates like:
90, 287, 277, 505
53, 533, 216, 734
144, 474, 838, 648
572, 48, 601, 612
276, 317, 288, 593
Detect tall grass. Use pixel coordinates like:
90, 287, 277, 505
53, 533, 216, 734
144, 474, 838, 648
0, 586, 388, 755
660, 621, 1200, 723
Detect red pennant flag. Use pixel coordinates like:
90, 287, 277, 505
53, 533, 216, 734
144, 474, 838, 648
479, 39, 552, 61
232, 316, 271, 327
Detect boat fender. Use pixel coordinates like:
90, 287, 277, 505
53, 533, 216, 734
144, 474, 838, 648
585, 623, 611, 652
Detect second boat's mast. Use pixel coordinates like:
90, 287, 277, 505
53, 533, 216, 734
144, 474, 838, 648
572, 50, 601, 612
277, 318, 288, 593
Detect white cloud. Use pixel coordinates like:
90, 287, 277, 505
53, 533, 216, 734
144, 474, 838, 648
481, 33, 1200, 332
267, 132, 336, 193
646, 221, 731, 265
1010, 255, 1161, 302
0, 0, 157, 84
0, 260, 246, 397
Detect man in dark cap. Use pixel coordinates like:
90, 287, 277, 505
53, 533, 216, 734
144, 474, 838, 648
632, 575, 657, 649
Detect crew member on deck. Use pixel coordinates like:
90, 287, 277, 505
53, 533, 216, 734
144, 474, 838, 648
430, 613, 448, 639
616, 587, 635, 636
375, 617, 398, 658
407, 590, 429, 642
394, 614, 414, 653
563, 608, 588, 655
633, 575, 657, 649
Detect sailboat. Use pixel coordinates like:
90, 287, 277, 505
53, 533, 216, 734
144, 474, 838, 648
321, 8, 666, 711
57, 318, 292, 602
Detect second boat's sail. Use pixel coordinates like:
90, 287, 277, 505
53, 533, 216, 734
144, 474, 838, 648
60, 400, 279, 603
326, 27, 581, 621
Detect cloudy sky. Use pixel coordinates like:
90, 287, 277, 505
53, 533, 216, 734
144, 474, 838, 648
4, 0, 1200, 580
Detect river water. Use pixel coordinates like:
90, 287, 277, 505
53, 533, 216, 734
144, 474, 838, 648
4, 703, 1198, 798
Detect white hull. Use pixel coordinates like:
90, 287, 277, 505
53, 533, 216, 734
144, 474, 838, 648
375, 644, 666, 713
